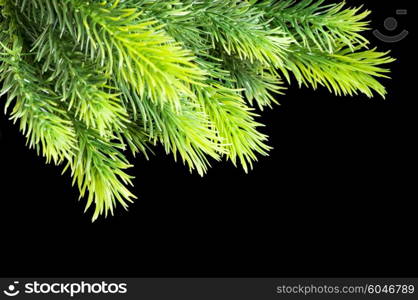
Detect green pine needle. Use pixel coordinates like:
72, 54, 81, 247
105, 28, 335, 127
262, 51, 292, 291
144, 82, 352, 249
0, 0, 394, 221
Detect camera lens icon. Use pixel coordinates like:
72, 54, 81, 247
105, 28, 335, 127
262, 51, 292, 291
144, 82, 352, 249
3, 282, 20, 297
374, 10, 408, 43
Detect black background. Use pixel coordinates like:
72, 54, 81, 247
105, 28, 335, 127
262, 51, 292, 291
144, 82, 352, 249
0, 0, 415, 277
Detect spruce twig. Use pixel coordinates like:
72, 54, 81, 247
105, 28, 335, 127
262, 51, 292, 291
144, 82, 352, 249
0, 0, 395, 220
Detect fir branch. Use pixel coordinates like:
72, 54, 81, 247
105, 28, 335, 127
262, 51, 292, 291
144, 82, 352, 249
196, 84, 271, 172
184, 0, 292, 67
152, 101, 224, 176
18, 0, 207, 110
221, 55, 285, 109
256, 0, 395, 97
112, 1, 273, 171
67, 121, 136, 222
1, 3, 76, 165
29, 27, 129, 136
259, 0, 371, 52
118, 82, 224, 176
70, 0, 206, 110
282, 45, 395, 98
119, 121, 153, 159
2, 0, 137, 219
0, 0, 396, 220
0, 55, 77, 164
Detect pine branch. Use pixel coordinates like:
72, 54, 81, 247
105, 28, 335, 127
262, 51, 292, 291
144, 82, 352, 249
67, 121, 136, 222
1, 4, 76, 165
259, 0, 371, 52
18, 0, 207, 110
282, 44, 395, 98
152, 101, 224, 176
114, 1, 274, 171
0, 0, 396, 220
2, 1, 137, 219
221, 54, 285, 109
29, 27, 129, 136
184, 0, 292, 67
256, 0, 395, 98
196, 84, 271, 172
115, 80, 220, 176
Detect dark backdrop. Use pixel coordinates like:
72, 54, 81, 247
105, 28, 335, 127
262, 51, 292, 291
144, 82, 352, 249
0, 0, 415, 277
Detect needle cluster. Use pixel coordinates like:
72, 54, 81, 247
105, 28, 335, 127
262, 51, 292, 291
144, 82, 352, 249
0, 0, 394, 220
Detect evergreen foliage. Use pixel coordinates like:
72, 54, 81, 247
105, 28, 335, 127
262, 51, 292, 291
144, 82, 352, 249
0, 0, 394, 220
